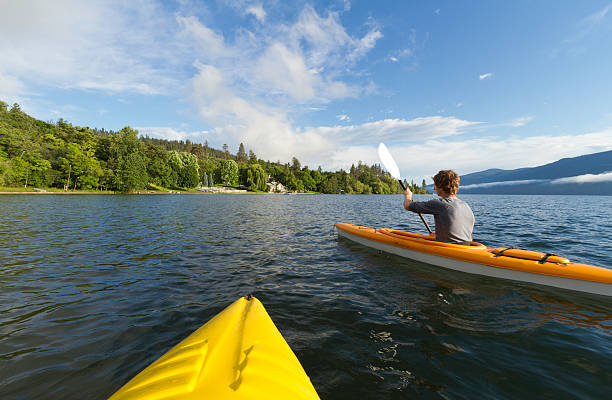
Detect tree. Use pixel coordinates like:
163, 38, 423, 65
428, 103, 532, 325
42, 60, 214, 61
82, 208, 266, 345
297, 170, 316, 191
146, 144, 174, 188
291, 157, 301, 172
248, 149, 257, 163
204, 140, 209, 159
218, 159, 238, 186
310, 169, 323, 186
178, 152, 200, 188
268, 165, 284, 182
2, 102, 439, 195
10, 156, 31, 187
117, 152, 148, 192
237, 143, 247, 162
320, 174, 340, 193
191, 143, 204, 159
0, 157, 12, 185
57, 141, 102, 190
167, 150, 184, 187
283, 171, 303, 191
239, 163, 267, 191
110, 127, 149, 192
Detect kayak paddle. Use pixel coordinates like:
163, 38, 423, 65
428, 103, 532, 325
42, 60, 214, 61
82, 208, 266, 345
377, 142, 432, 234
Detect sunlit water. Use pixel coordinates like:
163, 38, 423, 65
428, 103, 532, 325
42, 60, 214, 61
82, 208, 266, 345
1, 194, 611, 399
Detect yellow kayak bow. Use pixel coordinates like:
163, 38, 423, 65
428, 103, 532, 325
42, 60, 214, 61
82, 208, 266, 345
109, 296, 320, 400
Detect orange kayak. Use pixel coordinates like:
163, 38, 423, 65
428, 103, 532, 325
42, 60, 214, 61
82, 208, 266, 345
335, 222, 612, 297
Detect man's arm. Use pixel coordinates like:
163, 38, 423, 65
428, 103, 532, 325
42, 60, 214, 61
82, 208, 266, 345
403, 186, 413, 210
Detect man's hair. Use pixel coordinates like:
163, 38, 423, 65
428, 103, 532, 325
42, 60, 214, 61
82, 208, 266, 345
433, 170, 460, 195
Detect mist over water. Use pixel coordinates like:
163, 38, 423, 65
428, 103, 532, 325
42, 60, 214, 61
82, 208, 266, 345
1, 194, 611, 399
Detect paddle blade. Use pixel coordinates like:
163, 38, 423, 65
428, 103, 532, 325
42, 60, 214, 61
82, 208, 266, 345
377, 142, 401, 180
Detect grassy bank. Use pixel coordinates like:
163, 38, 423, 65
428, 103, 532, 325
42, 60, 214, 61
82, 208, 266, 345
0, 185, 245, 194
0, 186, 116, 194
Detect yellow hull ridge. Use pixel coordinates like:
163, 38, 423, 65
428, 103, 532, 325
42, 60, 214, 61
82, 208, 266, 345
109, 296, 320, 400
335, 223, 612, 297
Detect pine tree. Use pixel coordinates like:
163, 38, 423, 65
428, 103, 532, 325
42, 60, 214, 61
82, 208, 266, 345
291, 157, 301, 172
237, 143, 246, 162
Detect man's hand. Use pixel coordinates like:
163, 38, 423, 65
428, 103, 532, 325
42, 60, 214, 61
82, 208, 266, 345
403, 186, 413, 210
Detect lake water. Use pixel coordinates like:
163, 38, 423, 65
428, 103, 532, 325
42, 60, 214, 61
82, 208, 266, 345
1, 194, 611, 399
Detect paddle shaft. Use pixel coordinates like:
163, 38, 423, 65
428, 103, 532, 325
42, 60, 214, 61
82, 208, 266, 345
398, 179, 433, 234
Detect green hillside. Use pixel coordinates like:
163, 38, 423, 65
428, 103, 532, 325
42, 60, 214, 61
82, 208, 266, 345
0, 101, 425, 194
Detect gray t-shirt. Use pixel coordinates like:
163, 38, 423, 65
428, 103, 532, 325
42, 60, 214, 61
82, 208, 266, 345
408, 197, 474, 244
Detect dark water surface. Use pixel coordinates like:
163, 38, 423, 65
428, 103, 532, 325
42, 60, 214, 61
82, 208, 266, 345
1, 194, 611, 399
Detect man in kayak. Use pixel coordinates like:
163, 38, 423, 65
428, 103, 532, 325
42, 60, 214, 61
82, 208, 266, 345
403, 170, 474, 245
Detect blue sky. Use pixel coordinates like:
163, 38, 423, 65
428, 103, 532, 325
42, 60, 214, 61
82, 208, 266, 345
1, 0, 612, 182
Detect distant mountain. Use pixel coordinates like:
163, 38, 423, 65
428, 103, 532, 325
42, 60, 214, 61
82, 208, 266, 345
454, 150, 612, 195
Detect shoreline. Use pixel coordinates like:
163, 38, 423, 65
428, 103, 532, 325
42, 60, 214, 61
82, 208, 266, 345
0, 190, 319, 195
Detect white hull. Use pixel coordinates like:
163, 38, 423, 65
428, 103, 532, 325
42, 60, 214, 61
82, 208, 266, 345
337, 229, 611, 297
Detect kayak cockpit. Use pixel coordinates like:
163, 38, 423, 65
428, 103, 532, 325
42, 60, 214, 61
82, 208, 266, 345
378, 228, 487, 249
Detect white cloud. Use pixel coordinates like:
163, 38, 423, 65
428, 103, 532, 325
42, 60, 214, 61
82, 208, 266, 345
177, 15, 227, 60
254, 42, 319, 101
459, 171, 612, 189
136, 126, 209, 142
178, 4, 373, 107
387, 129, 612, 182
462, 180, 546, 189
189, 54, 480, 167
245, 4, 266, 22
552, 171, 612, 184
181, 4, 387, 164
479, 73, 493, 80
583, 3, 612, 26
387, 29, 417, 65
0, 1, 184, 96
189, 63, 335, 163
558, 3, 612, 55
288, 5, 382, 68
290, 6, 351, 62
387, 48, 413, 63
337, 114, 350, 122
0, 72, 26, 104
306, 116, 478, 144
509, 116, 533, 127
350, 29, 384, 61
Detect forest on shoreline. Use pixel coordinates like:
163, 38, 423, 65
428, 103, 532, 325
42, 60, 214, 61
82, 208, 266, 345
0, 101, 429, 194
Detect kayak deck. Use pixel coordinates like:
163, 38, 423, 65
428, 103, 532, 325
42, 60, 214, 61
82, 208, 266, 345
335, 222, 612, 297
109, 296, 320, 400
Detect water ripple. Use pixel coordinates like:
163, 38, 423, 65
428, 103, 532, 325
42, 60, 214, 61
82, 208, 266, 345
0, 194, 611, 399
